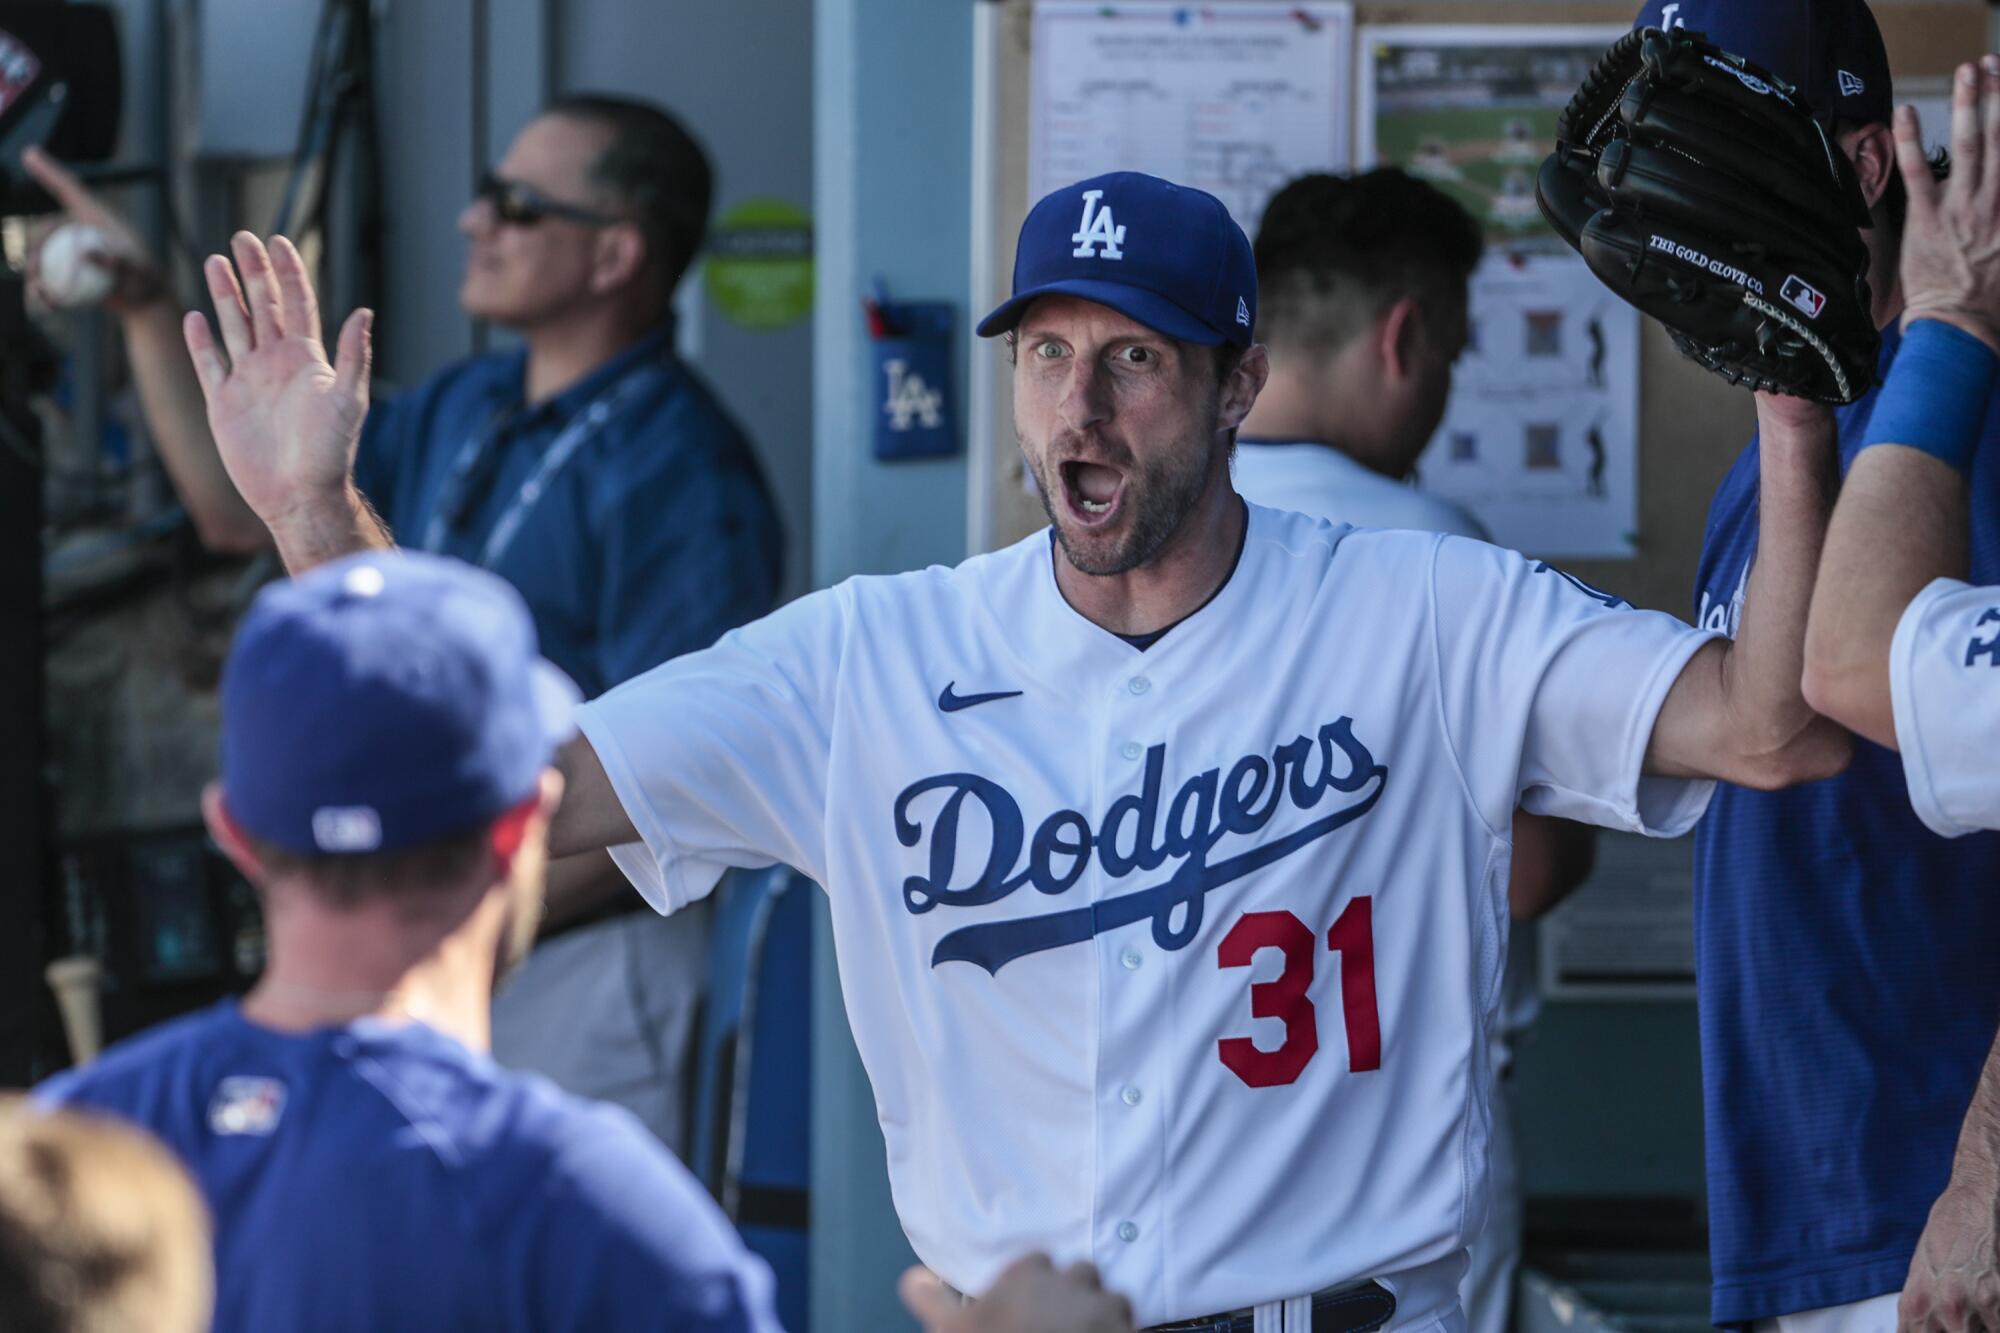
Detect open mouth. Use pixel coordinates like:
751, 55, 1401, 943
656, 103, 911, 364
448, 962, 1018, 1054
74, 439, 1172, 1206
1060, 459, 1126, 527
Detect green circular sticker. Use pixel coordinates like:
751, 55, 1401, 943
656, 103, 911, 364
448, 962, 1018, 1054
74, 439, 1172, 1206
704, 198, 814, 330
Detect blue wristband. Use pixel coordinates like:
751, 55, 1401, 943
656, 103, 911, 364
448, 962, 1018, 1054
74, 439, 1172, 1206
1860, 319, 1999, 474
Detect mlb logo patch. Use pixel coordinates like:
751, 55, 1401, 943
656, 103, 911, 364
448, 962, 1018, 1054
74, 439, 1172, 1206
210, 1077, 286, 1136
1781, 275, 1827, 320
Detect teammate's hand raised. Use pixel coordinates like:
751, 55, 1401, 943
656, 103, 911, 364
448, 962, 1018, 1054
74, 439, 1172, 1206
181, 233, 373, 533
20, 145, 165, 315
900, 1255, 1136, 1333
1896, 56, 2000, 354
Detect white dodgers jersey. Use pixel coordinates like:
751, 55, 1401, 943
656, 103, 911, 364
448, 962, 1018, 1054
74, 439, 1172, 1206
1891, 577, 2000, 837
578, 504, 1716, 1328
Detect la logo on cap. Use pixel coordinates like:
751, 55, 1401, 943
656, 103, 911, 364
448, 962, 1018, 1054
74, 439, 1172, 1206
1071, 189, 1126, 260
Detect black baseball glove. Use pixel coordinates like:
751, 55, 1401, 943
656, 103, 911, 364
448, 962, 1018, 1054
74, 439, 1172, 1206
1536, 26, 1879, 404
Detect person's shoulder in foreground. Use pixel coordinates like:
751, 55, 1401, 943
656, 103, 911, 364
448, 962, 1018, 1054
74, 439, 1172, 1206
41, 999, 780, 1333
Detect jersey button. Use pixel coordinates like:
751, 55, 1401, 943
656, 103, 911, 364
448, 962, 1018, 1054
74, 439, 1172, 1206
1120, 948, 1142, 970
1120, 740, 1143, 760
1120, 1086, 1142, 1107
1127, 676, 1151, 696
1117, 1221, 1139, 1242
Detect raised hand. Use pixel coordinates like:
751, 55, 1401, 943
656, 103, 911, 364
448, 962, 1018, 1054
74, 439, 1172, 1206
21, 145, 164, 313
181, 233, 373, 537
1895, 57, 2000, 352
899, 1255, 1136, 1333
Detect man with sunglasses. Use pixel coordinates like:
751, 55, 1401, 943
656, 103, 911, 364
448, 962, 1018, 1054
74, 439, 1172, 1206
23, 96, 783, 1160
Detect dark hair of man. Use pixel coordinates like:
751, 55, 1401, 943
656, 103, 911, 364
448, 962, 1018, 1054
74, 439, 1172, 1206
545, 93, 715, 297
241, 823, 493, 911
1253, 169, 1483, 353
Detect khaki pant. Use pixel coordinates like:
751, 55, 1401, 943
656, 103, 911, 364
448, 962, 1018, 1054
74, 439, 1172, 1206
491, 900, 712, 1154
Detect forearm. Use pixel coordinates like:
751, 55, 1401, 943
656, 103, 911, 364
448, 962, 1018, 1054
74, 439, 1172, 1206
1646, 405, 1851, 785
1803, 446, 1967, 748
266, 483, 393, 575
120, 299, 269, 551
1948, 1021, 2000, 1199
1727, 408, 1845, 754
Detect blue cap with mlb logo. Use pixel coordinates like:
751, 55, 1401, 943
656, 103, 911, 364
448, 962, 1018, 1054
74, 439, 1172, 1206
1633, 0, 1892, 126
219, 550, 579, 857
977, 171, 1258, 348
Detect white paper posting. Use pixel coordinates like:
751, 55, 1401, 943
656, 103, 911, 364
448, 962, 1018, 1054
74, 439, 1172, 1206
1031, 2, 1353, 237
1361, 26, 1641, 559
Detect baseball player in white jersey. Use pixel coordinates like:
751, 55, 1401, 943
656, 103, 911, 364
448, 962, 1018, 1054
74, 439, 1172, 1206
181, 169, 1850, 1331
1803, 69, 2000, 844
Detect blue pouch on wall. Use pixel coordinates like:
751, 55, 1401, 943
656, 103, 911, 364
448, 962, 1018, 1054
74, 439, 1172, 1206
871, 301, 957, 460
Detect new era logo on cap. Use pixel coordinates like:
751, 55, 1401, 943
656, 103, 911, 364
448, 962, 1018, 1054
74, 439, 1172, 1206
1237, 296, 1251, 327
1838, 69, 1864, 96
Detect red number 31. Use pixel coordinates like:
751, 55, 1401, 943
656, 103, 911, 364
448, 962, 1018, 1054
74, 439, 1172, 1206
1215, 898, 1380, 1088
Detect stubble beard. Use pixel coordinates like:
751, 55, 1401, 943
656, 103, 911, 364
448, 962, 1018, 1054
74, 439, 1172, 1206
1029, 417, 1223, 578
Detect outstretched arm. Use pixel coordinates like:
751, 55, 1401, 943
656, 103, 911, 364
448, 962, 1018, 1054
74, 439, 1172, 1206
1803, 65, 2000, 749
1643, 392, 1850, 789
180, 232, 390, 572
22, 148, 271, 552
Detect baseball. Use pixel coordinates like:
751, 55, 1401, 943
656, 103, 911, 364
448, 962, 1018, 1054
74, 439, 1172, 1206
38, 222, 117, 308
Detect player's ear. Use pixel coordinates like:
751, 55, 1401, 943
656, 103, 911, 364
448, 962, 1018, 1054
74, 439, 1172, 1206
1840, 121, 1898, 212
201, 783, 266, 882
1379, 297, 1423, 382
1218, 343, 1269, 431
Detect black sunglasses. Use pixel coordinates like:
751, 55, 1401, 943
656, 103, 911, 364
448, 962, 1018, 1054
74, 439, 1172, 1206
475, 171, 623, 228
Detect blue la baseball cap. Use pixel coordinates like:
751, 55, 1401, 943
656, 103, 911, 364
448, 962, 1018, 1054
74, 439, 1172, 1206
219, 551, 580, 857
977, 171, 1258, 348
1632, 0, 1892, 125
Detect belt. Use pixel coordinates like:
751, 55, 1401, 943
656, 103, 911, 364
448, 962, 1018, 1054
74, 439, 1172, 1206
1145, 1279, 1397, 1333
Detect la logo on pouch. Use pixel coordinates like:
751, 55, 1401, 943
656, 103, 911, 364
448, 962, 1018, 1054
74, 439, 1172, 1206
884, 359, 944, 432
1071, 189, 1126, 260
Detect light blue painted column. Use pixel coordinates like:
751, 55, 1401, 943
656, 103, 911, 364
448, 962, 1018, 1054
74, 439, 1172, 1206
811, 0, 976, 1330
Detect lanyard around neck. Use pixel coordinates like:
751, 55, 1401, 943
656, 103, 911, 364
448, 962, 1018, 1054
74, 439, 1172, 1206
420, 358, 665, 569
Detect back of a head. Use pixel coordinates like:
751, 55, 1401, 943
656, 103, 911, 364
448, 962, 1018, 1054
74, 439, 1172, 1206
1253, 169, 1483, 353
545, 92, 714, 295
0, 1100, 211, 1333
218, 551, 577, 913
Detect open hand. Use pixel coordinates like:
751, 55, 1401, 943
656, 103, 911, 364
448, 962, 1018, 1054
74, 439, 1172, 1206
900, 1255, 1136, 1333
181, 233, 372, 533
21, 145, 164, 314
1895, 56, 2000, 353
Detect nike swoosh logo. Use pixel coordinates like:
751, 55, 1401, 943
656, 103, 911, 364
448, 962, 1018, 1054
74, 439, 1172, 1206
938, 682, 1024, 713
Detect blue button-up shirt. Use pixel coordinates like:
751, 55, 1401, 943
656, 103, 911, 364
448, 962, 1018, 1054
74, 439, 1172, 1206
353, 324, 782, 699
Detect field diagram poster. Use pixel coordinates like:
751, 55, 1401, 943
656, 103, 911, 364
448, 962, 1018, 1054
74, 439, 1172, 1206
1360, 26, 1640, 558
1031, 2, 1353, 236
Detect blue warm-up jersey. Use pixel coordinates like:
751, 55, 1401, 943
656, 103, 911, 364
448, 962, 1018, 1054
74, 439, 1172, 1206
38, 1001, 781, 1333
1693, 320, 2000, 1324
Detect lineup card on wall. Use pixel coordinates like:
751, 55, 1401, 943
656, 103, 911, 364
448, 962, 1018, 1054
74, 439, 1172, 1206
1030, 2, 1353, 237
1360, 25, 1640, 560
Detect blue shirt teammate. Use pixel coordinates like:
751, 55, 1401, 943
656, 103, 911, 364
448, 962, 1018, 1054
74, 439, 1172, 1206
38, 550, 786, 1333
1638, 1, 2000, 1328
